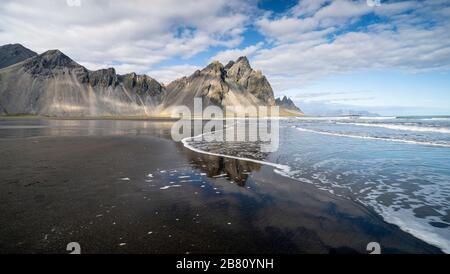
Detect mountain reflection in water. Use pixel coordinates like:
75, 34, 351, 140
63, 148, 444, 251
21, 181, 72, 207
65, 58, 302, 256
181, 144, 263, 187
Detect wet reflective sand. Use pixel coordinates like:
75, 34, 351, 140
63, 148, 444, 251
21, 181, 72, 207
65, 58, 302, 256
0, 118, 442, 253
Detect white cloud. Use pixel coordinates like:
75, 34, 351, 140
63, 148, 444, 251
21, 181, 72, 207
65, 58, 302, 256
146, 64, 202, 85
252, 0, 450, 91
291, 0, 330, 17
0, 0, 252, 73
209, 42, 263, 64
256, 0, 371, 43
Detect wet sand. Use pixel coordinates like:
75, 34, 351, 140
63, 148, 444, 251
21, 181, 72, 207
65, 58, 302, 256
0, 119, 442, 253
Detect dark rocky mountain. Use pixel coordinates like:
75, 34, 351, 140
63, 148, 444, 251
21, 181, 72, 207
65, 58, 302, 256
0, 44, 301, 117
275, 96, 303, 115
0, 44, 37, 69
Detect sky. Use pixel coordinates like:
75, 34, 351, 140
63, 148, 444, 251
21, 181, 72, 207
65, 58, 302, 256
1, 0, 450, 115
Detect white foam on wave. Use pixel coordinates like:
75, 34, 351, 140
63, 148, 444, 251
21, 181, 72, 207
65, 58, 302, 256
359, 116, 396, 120
276, 165, 450, 253
422, 117, 450, 121
296, 116, 397, 121
372, 206, 450, 254
339, 122, 450, 134
160, 185, 182, 190
296, 116, 354, 121
295, 127, 450, 148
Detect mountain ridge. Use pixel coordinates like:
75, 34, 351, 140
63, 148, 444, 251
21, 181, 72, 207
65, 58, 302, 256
0, 47, 165, 116
0, 44, 300, 117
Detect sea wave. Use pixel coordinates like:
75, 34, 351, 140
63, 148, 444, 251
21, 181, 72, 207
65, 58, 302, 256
422, 118, 450, 121
358, 116, 396, 120
338, 122, 450, 134
295, 116, 354, 121
295, 127, 450, 147
372, 205, 450, 254
295, 116, 396, 121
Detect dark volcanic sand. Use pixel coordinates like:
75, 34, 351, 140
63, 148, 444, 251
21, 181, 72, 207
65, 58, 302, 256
0, 119, 442, 254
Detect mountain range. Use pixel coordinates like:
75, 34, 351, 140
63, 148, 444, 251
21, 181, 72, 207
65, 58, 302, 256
0, 44, 303, 117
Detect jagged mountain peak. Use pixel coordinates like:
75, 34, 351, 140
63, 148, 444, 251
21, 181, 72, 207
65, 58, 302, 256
276, 96, 293, 105
224, 60, 235, 70
124, 72, 157, 82
120, 72, 165, 96
203, 60, 224, 70
201, 60, 225, 78
235, 56, 250, 67
275, 96, 303, 115
229, 56, 251, 73
39, 49, 79, 66
163, 55, 276, 111
23, 49, 82, 76
225, 56, 253, 80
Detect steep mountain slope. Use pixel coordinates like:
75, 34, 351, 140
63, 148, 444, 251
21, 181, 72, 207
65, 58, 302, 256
0, 50, 165, 116
162, 56, 275, 115
0, 44, 37, 69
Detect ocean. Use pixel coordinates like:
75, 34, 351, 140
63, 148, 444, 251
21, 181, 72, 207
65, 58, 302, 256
0, 116, 448, 253
185, 116, 450, 253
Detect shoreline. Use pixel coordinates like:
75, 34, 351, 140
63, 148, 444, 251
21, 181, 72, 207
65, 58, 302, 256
0, 118, 443, 254
0, 112, 304, 121
181, 127, 448, 253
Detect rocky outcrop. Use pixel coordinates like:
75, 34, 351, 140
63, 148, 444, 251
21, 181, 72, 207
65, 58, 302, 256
162, 56, 275, 114
0, 44, 37, 69
225, 57, 275, 105
276, 96, 303, 115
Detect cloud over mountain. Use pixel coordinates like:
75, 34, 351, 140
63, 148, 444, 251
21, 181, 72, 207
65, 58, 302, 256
1, 0, 449, 115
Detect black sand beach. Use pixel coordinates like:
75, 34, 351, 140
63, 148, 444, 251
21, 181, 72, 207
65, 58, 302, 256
0, 118, 442, 254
